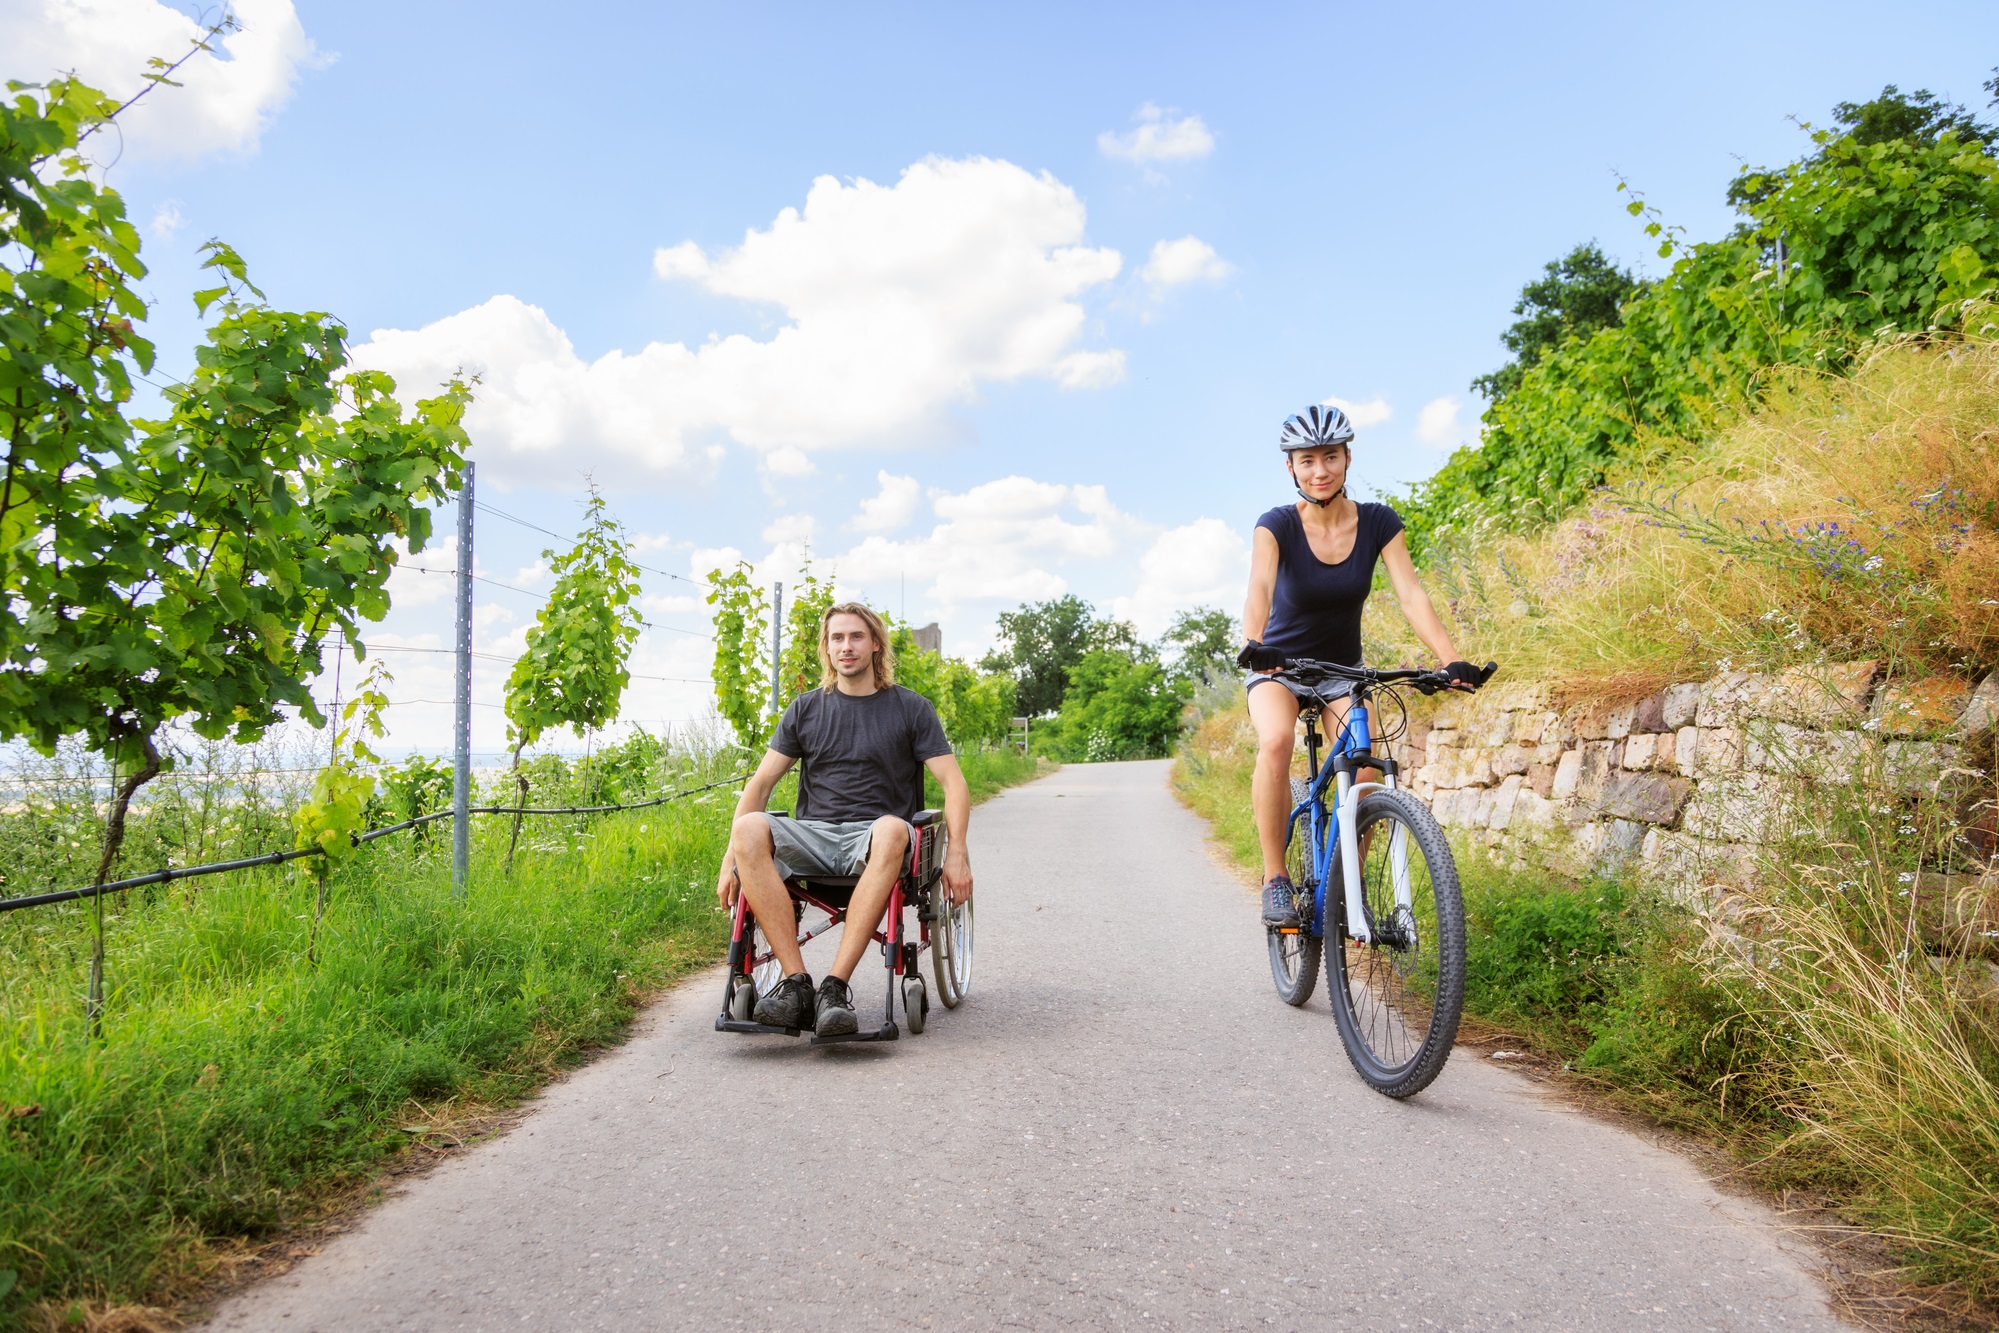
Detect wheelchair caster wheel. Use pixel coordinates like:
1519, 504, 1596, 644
902, 978, 928, 1034
729, 981, 756, 1023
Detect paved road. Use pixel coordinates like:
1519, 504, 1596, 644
212, 761, 1849, 1331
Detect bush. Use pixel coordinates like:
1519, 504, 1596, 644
1043, 651, 1190, 761
1462, 869, 1626, 1043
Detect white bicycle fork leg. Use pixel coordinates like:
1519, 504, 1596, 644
1337, 778, 1369, 944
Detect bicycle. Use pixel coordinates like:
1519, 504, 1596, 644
1264, 657, 1495, 1098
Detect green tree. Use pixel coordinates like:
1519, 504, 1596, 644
503, 486, 644, 859
1469, 243, 1642, 404
1160, 607, 1238, 687
778, 566, 834, 700
981, 594, 1109, 716
1729, 83, 1997, 208
1, 75, 470, 1027
1048, 650, 1190, 760
706, 563, 772, 748
889, 620, 1017, 746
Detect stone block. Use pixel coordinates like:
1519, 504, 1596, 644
1959, 670, 1999, 743
1713, 660, 1879, 728
1465, 753, 1494, 788
1429, 787, 1463, 827
1696, 672, 1759, 728
1551, 748, 1583, 801
1598, 818, 1647, 870
1681, 772, 1806, 844
1652, 730, 1677, 772
1487, 774, 1525, 829
1527, 762, 1556, 799
1675, 725, 1699, 777
1512, 789, 1558, 828
1623, 733, 1657, 771
1576, 740, 1619, 805
1470, 786, 1498, 829
1663, 683, 1702, 729
1632, 691, 1668, 735
1885, 740, 1959, 796
1427, 743, 1462, 789
1515, 711, 1555, 745
1872, 677, 1971, 737
1482, 680, 1553, 713
1599, 771, 1693, 826
1571, 700, 1617, 742
1427, 727, 1458, 750
1484, 712, 1518, 748
1696, 726, 1743, 776
1607, 702, 1635, 740
1430, 696, 1469, 730
1744, 723, 1872, 778
1492, 744, 1531, 778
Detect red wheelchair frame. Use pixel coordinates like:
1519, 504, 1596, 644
715, 808, 951, 1044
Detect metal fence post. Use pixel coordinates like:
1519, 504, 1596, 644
452, 463, 474, 899
769, 581, 783, 717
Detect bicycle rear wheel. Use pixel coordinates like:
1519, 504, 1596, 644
1267, 782, 1322, 1006
1328, 789, 1465, 1098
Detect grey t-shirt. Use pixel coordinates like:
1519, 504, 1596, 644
770, 685, 952, 823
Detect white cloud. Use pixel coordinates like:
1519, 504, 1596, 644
0, 0, 317, 162
352, 157, 1125, 483
1114, 519, 1249, 638
761, 513, 817, 545
148, 199, 182, 239
1098, 103, 1215, 164
854, 471, 923, 533
1415, 396, 1463, 448
1141, 236, 1234, 291
761, 446, 815, 478
1323, 395, 1392, 429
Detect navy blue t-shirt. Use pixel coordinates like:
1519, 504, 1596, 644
1255, 501, 1405, 667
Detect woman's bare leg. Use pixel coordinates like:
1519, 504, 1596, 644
1248, 682, 1301, 881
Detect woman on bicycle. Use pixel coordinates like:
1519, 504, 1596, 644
1237, 404, 1485, 929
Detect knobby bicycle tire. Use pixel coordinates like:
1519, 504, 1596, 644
1268, 782, 1323, 1006
1327, 789, 1466, 1098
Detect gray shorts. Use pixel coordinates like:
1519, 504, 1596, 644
1243, 671, 1354, 707
765, 815, 904, 881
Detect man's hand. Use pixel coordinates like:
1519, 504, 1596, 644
942, 847, 974, 906
716, 859, 739, 911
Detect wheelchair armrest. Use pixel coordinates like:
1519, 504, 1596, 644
912, 808, 943, 829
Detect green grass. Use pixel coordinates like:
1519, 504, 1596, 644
0, 744, 1046, 1325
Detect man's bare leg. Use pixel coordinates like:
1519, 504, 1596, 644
730, 813, 805, 976
826, 816, 910, 982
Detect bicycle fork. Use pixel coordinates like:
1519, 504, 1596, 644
1329, 768, 1410, 947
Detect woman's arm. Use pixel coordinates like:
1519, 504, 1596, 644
1379, 532, 1461, 665
1242, 526, 1280, 643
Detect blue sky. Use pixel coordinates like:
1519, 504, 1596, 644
9, 0, 1998, 753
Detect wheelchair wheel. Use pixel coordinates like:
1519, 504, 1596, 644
902, 976, 928, 1034
745, 913, 785, 1006
932, 890, 974, 1008
728, 978, 757, 1022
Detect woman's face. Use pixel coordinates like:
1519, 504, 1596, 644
1286, 445, 1349, 502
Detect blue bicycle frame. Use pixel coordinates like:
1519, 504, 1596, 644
1286, 695, 1402, 945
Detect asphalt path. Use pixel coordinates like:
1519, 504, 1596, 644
211, 760, 1851, 1331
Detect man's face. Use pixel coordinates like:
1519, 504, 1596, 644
826, 613, 878, 679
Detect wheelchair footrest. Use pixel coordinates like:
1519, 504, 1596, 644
714, 1015, 805, 1037
809, 1020, 898, 1045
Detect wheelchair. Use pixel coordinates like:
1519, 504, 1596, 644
715, 808, 975, 1044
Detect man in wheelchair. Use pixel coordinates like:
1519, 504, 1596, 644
715, 601, 975, 1037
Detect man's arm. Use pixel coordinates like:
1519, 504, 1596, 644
715, 748, 798, 908
923, 752, 974, 905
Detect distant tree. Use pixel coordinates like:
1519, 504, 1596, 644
981, 594, 1097, 717
1728, 83, 1998, 208
1469, 243, 1641, 404
1161, 607, 1237, 686
1047, 650, 1191, 760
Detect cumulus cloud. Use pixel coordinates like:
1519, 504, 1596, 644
352, 156, 1126, 484
1323, 395, 1392, 429
854, 471, 923, 533
1114, 518, 1249, 638
1098, 103, 1215, 164
1, 0, 317, 162
1415, 396, 1464, 448
1141, 236, 1234, 291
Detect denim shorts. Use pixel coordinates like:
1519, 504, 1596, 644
765, 815, 905, 881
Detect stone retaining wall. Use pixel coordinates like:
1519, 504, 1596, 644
1387, 662, 1999, 885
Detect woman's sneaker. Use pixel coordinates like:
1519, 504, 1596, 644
752, 972, 816, 1029
814, 975, 858, 1036
1261, 873, 1301, 928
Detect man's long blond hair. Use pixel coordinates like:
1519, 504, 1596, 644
818, 602, 897, 692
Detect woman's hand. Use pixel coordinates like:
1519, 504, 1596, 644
1236, 639, 1285, 671
1444, 660, 1493, 691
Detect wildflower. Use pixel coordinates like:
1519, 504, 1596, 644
1897, 872, 1915, 883
1862, 555, 1883, 571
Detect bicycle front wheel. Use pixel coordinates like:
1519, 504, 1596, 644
1328, 789, 1465, 1098
1267, 784, 1322, 1007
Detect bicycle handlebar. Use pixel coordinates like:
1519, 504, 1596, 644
1271, 657, 1499, 696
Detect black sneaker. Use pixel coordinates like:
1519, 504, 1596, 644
1261, 874, 1301, 928
814, 975, 858, 1037
752, 972, 815, 1029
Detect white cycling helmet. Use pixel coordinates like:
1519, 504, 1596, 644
1278, 404, 1356, 453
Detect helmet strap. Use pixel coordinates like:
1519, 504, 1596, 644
1296, 485, 1346, 508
